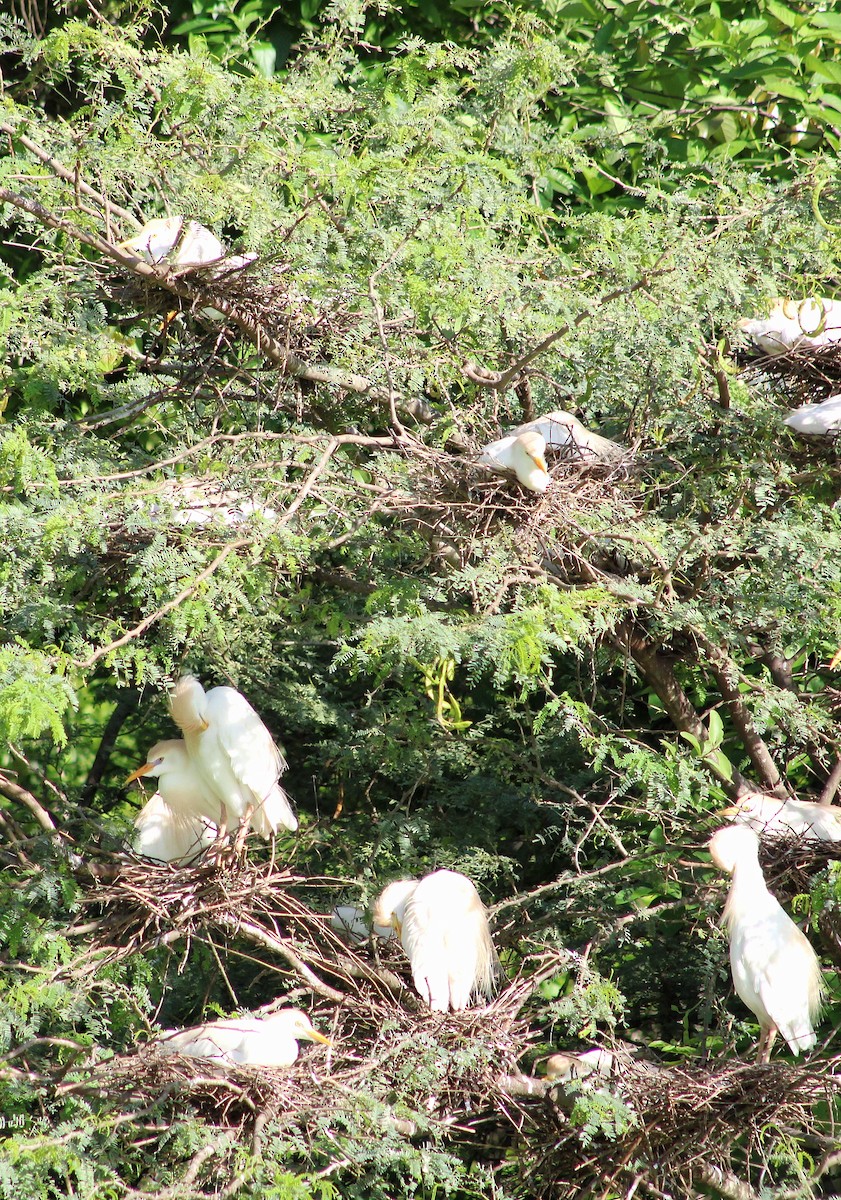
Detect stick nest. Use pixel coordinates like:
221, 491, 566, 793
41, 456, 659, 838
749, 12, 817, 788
528, 1053, 841, 1199
739, 342, 841, 408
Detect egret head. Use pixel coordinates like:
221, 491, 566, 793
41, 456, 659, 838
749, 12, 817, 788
125, 739, 189, 784
170, 675, 210, 733
708, 823, 761, 875
510, 432, 550, 492
268, 1008, 331, 1046
720, 792, 781, 827
372, 878, 418, 935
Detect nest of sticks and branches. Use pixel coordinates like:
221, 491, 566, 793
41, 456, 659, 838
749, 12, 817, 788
399, 442, 647, 592
41, 844, 835, 1199
527, 1052, 841, 1200
757, 833, 841, 970
739, 342, 841, 409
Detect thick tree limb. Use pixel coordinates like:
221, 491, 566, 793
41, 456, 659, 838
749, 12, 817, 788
694, 632, 787, 796
0, 772, 58, 832
621, 629, 749, 795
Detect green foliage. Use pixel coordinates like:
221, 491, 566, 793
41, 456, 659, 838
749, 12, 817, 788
1, 3, 840, 1197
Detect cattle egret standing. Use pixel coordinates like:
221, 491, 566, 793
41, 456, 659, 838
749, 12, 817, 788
738, 297, 841, 355
169, 675, 297, 837
156, 1007, 330, 1068
478, 431, 551, 492
126, 739, 219, 863
722, 793, 841, 842
373, 869, 500, 1012
119, 217, 225, 267
783, 394, 841, 436
708, 825, 823, 1061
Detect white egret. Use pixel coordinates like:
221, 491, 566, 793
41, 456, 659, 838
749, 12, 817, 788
478, 431, 551, 492
330, 904, 397, 945
373, 869, 500, 1012
119, 217, 225, 267
133, 793, 217, 864
514, 410, 623, 462
738, 297, 841, 355
126, 739, 220, 862
708, 824, 823, 1061
783, 394, 841, 437
722, 792, 841, 843
169, 675, 297, 837
147, 480, 278, 529
156, 1007, 330, 1068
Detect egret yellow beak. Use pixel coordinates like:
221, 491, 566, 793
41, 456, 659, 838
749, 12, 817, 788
830, 647, 841, 670
720, 805, 739, 817
125, 762, 154, 784
199, 717, 210, 732
306, 1030, 331, 1046
532, 452, 549, 474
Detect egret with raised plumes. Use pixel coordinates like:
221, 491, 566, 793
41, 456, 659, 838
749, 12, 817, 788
169, 675, 297, 837
156, 1007, 330, 1068
126, 739, 219, 863
373, 869, 500, 1012
708, 825, 823, 1062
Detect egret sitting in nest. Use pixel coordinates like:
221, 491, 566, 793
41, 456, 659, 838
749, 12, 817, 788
738, 297, 841, 356
156, 1007, 330, 1068
373, 869, 500, 1012
708, 825, 824, 1061
126, 739, 219, 863
515, 410, 623, 462
783, 394, 841, 436
119, 217, 225, 267
169, 675, 298, 839
478, 430, 551, 492
722, 792, 841, 842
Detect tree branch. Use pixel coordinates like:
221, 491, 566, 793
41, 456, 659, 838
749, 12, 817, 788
694, 632, 786, 796
0, 773, 58, 832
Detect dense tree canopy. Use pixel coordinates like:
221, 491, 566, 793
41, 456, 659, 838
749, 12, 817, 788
1, 2, 840, 1197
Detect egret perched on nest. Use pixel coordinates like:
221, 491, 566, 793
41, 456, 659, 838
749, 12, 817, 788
126, 739, 219, 863
373, 869, 500, 1012
783, 394, 841, 436
119, 217, 225, 267
708, 825, 824, 1061
478, 430, 551, 492
156, 1007, 330, 1068
169, 675, 298, 837
722, 792, 841, 842
738, 297, 841, 355
515, 410, 623, 462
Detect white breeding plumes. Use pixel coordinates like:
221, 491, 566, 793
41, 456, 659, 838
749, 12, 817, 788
515, 410, 623, 462
373, 869, 500, 1012
156, 1007, 330, 1068
738, 296, 841, 356
722, 793, 841, 843
126, 739, 220, 862
169, 676, 298, 837
330, 905, 397, 945
708, 825, 824, 1061
478, 431, 551, 492
783, 394, 841, 436
133, 793, 217, 864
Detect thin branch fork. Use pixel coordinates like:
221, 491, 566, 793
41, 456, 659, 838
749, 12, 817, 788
462, 252, 675, 392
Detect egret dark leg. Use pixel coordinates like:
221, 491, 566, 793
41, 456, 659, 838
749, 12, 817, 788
757, 1025, 777, 1063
